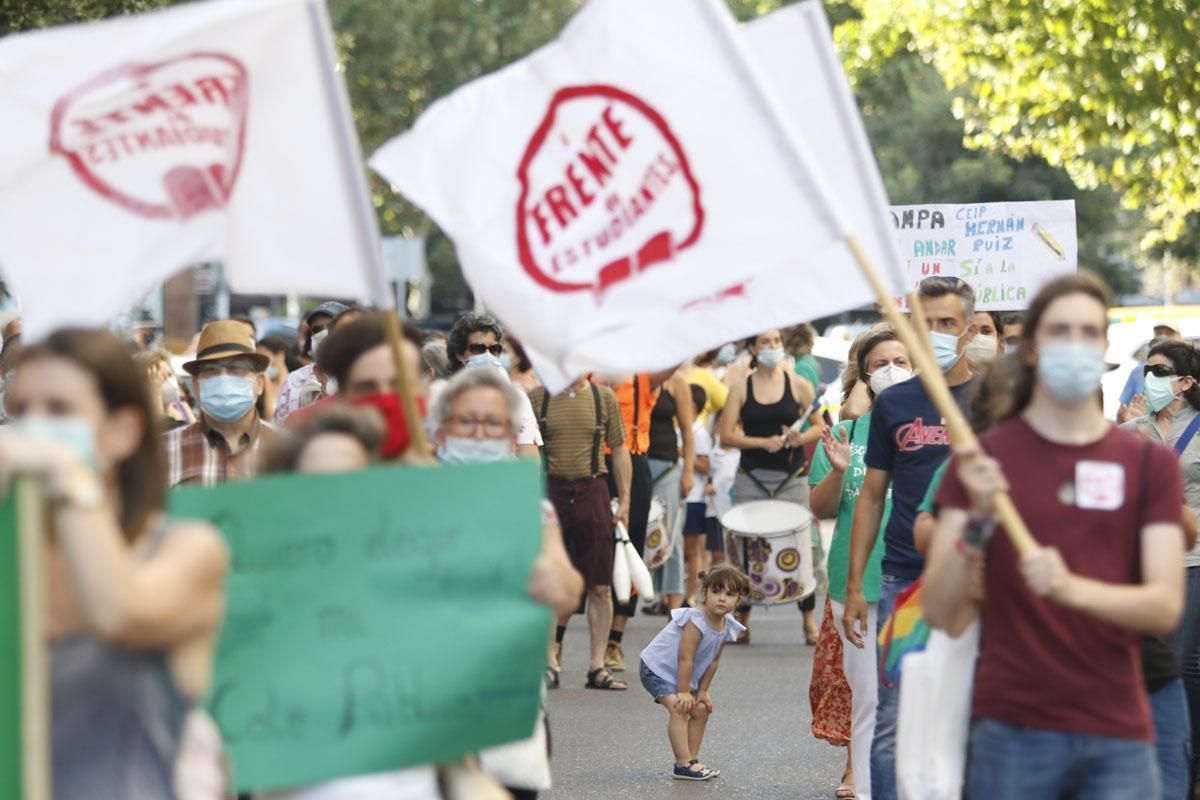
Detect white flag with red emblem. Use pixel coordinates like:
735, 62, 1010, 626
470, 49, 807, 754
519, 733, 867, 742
371, 0, 904, 391
0, 0, 385, 339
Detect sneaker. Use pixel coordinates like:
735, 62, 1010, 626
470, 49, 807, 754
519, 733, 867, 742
604, 640, 626, 672
673, 762, 717, 781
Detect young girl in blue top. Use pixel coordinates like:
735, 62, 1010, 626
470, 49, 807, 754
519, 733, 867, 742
639, 564, 750, 781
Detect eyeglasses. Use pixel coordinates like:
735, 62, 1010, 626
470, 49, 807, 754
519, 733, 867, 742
446, 414, 510, 438
1144, 364, 1178, 378
466, 343, 504, 356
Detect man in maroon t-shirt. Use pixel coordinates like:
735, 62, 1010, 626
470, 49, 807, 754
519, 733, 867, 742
923, 273, 1186, 799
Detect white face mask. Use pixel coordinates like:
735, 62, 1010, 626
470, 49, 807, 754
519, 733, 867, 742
439, 436, 514, 465
868, 363, 912, 396
310, 329, 328, 357
964, 334, 999, 367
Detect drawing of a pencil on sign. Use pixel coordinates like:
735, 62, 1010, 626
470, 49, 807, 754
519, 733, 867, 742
1032, 222, 1066, 261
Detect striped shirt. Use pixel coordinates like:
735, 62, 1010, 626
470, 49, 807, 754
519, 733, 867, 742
529, 383, 625, 479
162, 415, 282, 487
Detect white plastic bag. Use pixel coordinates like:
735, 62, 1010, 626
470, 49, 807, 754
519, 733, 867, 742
612, 524, 632, 604
618, 522, 656, 601
896, 620, 980, 800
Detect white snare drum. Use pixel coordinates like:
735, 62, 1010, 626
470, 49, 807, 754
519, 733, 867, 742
720, 500, 815, 606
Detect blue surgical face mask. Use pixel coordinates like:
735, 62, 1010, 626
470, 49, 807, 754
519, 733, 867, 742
1144, 373, 1182, 414
929, 330, 964, 372
467, 353, 504, 371
1004, 343, 1019, 356
266, 365, 281, 381
717, 343, 737, 366
9, 416, 98, 469
756, 347, 785, 370
1037, 343, 1106, 405
439, 436, 513, 465
498, 352, 513, 371
200, 374, 257, 422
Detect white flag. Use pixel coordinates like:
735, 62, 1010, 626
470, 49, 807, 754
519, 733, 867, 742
743, 1, 906, 308
371, 0, 904, 391
0, 0, 385, 340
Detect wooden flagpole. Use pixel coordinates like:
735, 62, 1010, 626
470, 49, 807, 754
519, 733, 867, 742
382, 312, 431, 457
847, 236, 1037, 556
17, 482, 49, 800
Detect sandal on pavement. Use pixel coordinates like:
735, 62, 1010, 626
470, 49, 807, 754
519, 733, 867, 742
585, 667, 627, 690
689, 759, 719, 777
835, 784, 855, 799
673, 762, 717, 781
545, 667, 560, 690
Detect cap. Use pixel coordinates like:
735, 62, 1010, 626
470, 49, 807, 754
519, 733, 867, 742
305, 301, 350, 325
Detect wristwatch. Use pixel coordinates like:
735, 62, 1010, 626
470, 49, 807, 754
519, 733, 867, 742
960, 515, 996, 550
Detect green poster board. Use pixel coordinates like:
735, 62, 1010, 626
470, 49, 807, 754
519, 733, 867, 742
169, 459, 549, 793
0, 492, 21, 798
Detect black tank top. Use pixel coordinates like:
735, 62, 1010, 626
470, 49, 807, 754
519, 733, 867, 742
647, 389, 679, 462
740, 374, 802, 473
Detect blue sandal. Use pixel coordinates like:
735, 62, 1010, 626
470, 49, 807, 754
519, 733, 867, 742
690, 759, 719, 777
673, 762, 717, 781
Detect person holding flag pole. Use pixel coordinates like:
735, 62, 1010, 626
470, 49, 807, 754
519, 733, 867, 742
922, 273, 1186, 798
0, 1, 440, 796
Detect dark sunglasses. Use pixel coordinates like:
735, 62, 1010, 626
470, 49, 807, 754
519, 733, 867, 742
1144, 364, 1177, 378
466, 343, 504, 356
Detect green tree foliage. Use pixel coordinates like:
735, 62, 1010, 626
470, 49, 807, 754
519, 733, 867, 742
0, 0, 166, 33
838, 0, 1199, 248
858, 53, 1138, 295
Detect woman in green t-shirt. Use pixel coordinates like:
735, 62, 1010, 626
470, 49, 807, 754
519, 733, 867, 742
807, 325, 911, 800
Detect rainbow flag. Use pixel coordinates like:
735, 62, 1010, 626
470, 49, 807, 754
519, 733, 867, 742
877, 579, 930, 687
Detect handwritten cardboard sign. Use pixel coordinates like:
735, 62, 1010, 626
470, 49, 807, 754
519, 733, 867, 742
889, 200, 1077, 311
169, 460, 548, 792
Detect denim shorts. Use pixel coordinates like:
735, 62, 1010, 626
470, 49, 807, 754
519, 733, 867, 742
640, 660, 678, 701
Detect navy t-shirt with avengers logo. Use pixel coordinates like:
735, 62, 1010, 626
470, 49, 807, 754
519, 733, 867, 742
865, 374, 980, 580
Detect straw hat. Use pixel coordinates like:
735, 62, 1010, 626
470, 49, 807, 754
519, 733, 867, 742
182, 320, 270, 375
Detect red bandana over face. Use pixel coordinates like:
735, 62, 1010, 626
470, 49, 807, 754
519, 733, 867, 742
350, 392, 426, 460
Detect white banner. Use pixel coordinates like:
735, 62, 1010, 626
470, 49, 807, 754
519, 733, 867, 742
0, 0, 384, 340
889, 200, 1077, 311
371, 0, 905, 391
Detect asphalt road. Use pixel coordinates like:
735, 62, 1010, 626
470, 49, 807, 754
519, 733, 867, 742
544, 601, 847, 800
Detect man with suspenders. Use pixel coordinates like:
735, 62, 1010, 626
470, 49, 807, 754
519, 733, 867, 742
596, 371, 678, 672
531, 376, 632, 691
